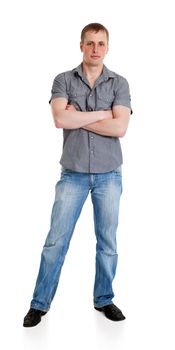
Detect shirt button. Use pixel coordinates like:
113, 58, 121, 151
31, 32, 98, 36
89, 94, 92, 97
90, 136, 93, 139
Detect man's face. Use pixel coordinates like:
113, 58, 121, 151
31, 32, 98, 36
80, 30, 108, 67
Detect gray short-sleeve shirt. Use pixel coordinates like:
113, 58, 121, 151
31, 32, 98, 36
49, 64, 132, 173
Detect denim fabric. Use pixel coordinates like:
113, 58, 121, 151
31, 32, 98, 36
31, 168, 122, 312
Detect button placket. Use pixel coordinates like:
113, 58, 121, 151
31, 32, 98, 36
89, 133, 94, 155
86, 90, 94, 112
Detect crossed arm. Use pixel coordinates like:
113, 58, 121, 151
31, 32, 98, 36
50, 97, 130, 137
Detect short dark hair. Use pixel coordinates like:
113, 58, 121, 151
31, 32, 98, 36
81, 23, 109, 42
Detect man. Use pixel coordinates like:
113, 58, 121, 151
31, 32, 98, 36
23, 23, 132, 327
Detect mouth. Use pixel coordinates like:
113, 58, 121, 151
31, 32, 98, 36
91, 55, 100, 59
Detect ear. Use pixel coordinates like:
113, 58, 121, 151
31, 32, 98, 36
80, 41, 83, 52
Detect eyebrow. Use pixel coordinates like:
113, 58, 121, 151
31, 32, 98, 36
86, 40, 105, 44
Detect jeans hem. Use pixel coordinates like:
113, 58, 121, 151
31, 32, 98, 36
94, 301, 114, 308
30, 303, 50, 313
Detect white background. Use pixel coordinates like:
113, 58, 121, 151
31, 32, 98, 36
0, 0, 175, 349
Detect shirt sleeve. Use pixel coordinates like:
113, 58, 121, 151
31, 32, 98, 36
113, 76, 133, 114
49, 73, 68, 103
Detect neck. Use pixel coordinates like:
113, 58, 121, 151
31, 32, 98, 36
82, 62, 103, 86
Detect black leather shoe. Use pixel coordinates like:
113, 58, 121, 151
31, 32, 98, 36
95, 304, 126, 321
23, 308, 47, 327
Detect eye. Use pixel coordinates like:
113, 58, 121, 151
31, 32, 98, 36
87, 42, 93, 46
99, 42, 105, 46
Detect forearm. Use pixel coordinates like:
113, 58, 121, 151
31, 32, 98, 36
54, 110, 110, 129
83, 119, 127, 137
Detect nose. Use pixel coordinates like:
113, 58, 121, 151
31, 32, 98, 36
93, 44, 98, 53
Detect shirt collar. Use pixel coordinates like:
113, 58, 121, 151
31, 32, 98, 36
102, 65, 116, 79
73, 63, 116, 81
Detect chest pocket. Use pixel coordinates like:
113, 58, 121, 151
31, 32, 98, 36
96, 91, 114, 110
68, 88, 86, 111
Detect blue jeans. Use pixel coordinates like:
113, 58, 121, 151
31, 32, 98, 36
30, 167, 122, 312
